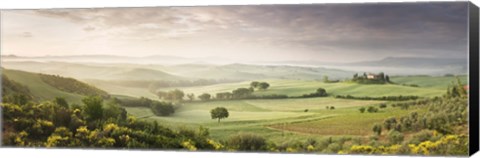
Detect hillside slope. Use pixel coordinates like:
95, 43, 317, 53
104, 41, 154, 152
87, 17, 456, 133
110, 68, 183, 81
167, 63, 354, 80
2, 69, 109, 103
2, 74, 34, 100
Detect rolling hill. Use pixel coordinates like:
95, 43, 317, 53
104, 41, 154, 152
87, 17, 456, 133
166, 63, 355, 80
2, 69, 109, 104
2, 73, 34, 100
155, 79, 447, 99
109, 68, 183, 81
2, 61, 356, 81
1, 61, 183, 81
390, 75, 468, 90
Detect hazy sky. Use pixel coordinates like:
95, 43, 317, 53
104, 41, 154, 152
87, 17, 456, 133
1, 2, 469, 62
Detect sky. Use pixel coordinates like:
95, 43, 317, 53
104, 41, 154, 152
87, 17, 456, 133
1, 2, 469, 63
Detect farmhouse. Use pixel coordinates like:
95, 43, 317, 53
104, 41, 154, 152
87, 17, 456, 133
366, 73, 379, 79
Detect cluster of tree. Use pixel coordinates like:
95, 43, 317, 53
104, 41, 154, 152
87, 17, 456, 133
39, 74, 109, 98
446, 77, 468, 98
2, 96, 220, 150
390, 98, 434, 110
399, 83, 419, 87
115, 97, 175, 116
157, 89, 185, 102
188, 91, 289, 103
358, 80, 469, 155
351, 72, 391, 84
359, 104, 387, 113
325, 106, 335, 110
388, 80, 467, 134
197, 93, 211, 101
232, 88, 254, 99
322, 75, 339, 83
374, 97, 467, 136
215, 92, 233, 100
291, 88, 328, 98
250, 81, 270, 91
359, 106, 379, 113
335, 95, 419, 101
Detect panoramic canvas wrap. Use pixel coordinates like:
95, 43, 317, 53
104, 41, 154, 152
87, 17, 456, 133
1, 2, 479, 156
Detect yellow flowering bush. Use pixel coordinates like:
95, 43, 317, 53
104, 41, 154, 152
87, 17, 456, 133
181, 139, 197, 151
409, 135, 467, 156
103, 123, 119, 133
14, 131, 29, 146
207, 139, 224, 150
307, 145, 315, 152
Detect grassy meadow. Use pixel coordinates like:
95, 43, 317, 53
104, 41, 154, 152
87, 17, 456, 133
103, 75, 464, 144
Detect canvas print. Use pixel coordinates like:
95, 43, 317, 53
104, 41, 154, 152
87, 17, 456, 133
0, 2, 474, 156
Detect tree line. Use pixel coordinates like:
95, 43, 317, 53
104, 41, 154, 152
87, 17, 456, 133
114, 97, 175, 116
335, 95, 419, 101
157, 82, 329, 102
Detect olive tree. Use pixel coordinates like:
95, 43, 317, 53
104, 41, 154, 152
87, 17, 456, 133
210, 107, 229, 123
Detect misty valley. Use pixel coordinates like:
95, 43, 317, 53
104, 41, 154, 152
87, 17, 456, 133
1, 55, 469, 156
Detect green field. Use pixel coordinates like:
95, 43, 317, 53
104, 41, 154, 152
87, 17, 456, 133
390, 75, 468, 90
123, 97, 388, 141
113, 75, 462, 144
153, 79, 446, 98
2, 69, 85, 103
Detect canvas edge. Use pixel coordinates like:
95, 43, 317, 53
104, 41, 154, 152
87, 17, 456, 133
468, 1, 479, 156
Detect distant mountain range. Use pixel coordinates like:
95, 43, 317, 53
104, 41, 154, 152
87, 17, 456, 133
2, 55, 468, 75
1, 54, 234, 65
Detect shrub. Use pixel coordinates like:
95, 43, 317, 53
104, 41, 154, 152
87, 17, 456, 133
379, 103, 387, 108
296, 88, 328, 98
372, 124, 382, 135
227, 133, 267, 151
326, 142, 342, 153
387, 130, 404, 144
367, 106, 378, 113
198, 93, 211, 101
409, 130, 435, 145
150, 102, 175, 116
383, 117, 397, 131
359, 107, 366, 113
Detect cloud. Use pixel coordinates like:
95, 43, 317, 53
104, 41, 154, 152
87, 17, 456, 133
31, 2, 469, 59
